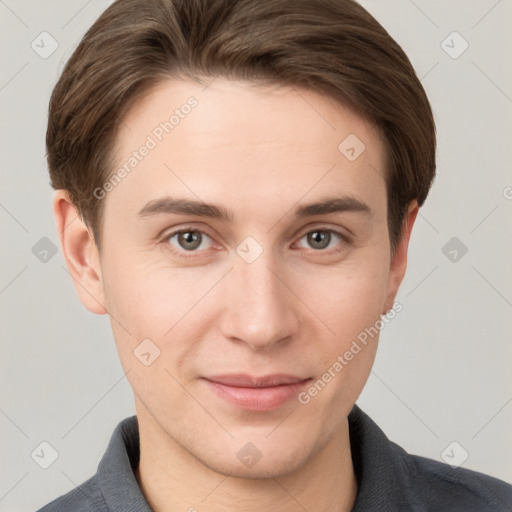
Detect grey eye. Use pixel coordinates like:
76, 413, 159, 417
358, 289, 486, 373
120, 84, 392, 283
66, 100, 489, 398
306, 230, 332, 250
295, 229, 345, 252
168, 230, 212, 251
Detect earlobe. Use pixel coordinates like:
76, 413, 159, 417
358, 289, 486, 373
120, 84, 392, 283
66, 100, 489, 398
53, 190, 107, 315
383, 200, 419, 313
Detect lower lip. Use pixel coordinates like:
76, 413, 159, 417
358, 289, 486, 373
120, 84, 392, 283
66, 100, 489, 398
203, 378, 312, 411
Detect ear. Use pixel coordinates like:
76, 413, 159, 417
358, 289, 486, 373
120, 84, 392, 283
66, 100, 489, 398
383, 200, 419, 313
53, 190, 107, 315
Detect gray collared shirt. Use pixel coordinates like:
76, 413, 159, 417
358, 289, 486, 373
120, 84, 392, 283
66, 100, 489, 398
36, 404, 512, 511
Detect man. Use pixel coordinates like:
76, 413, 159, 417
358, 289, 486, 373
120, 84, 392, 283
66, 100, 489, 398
38, 0, 512, 510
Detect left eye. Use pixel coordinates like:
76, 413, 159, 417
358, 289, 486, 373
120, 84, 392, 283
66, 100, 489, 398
296, 230, 344, 251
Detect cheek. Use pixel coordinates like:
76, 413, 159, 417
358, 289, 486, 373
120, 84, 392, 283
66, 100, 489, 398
307, 258, 388, 338
101, 255, 228, 384
101, 247, 219, 333
291, 260, 388, 432
298, 254, 389, 392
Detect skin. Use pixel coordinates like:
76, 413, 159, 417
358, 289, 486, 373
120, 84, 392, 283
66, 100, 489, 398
55, 77, 418, 512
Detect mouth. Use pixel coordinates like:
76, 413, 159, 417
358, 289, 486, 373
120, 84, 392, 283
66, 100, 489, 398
201, 374, 313, 411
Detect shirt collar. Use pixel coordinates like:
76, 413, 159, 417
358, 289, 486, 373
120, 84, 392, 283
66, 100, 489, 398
349, 403, 411, 510
97, 415, 152, 511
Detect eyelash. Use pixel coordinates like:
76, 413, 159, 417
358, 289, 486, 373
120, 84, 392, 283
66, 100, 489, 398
161, 226, 351, 259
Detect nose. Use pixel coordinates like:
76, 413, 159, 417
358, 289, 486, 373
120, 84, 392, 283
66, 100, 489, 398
219, 249, 300, 350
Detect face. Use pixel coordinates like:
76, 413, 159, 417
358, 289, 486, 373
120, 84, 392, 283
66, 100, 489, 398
62, 77, 416, 479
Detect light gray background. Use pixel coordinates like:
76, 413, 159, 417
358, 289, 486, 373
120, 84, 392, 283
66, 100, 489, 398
1, 1, 511, 511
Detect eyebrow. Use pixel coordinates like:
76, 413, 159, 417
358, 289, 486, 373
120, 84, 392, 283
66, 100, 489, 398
137, 195, 373, 222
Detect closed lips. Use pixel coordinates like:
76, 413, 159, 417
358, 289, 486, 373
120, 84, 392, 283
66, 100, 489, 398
203, 374, 311, 387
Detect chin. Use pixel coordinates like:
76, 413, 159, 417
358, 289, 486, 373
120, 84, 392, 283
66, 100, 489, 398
204, 453, 307, 481
191, 434, 324, 481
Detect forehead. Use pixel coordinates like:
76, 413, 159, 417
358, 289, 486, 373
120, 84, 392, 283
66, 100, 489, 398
107, 77, 387, 223
118, 77, 383, 154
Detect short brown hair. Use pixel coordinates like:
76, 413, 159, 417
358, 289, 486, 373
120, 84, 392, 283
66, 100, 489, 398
46, 0, 436, 254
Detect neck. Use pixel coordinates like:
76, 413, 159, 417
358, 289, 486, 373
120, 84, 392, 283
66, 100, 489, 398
134, 409, 357, 512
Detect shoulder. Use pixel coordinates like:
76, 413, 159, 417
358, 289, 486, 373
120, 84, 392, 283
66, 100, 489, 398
34, 475, 108, 512
34, 415, 145, 512
390, 441, 512, 511
348, 404, 512, 511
